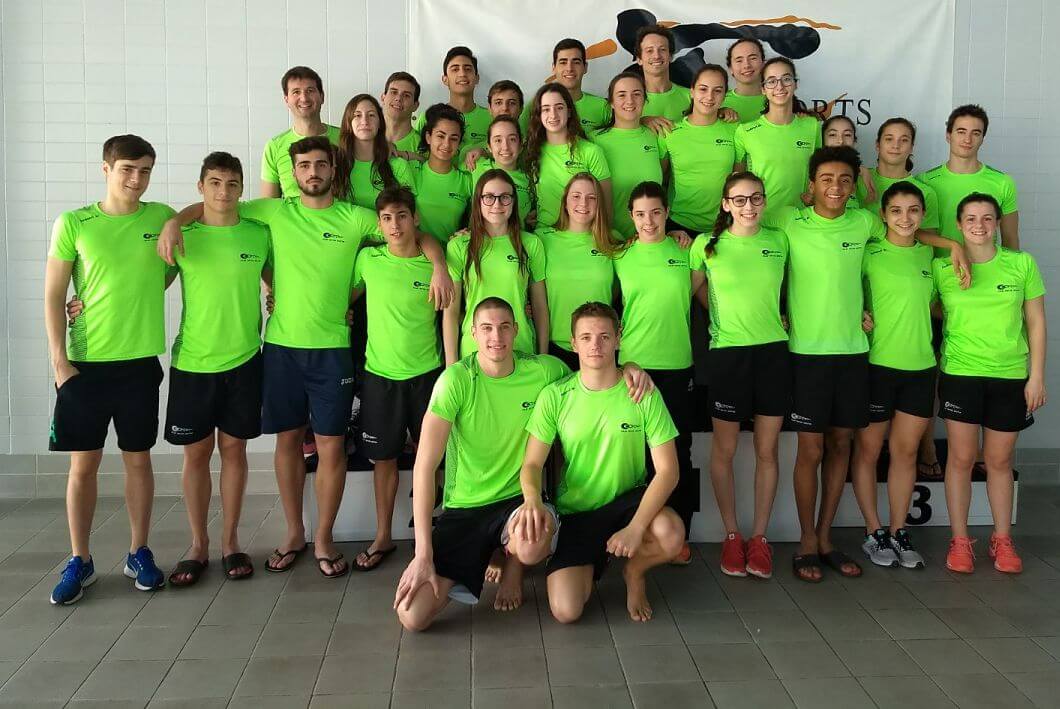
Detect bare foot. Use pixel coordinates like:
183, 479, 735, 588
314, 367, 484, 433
484, 547, 505, 585
494, 554, 523, 611
623, 564, 653, 622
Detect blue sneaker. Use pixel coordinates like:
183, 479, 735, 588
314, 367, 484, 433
50, 556, 96, 605
124, 546, 165, 591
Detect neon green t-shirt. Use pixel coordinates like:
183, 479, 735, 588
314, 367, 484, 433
414, 104, 492, 164
519, 92, 614, 136
171, 219, 270, 373
238, 197, 380, 349
527, 374, 678, 515
721, 89, 766, 123
613, 239, 692, 369
446, 231, 546, 356
643, 84, 691, 122
352, 245, 442, 380
590, 126, 668, 238
470, 157, 533, 226
659, 118, 737, 232
917, 163, 1018, 253
855, 169, 940, 231
537, 228, 617, 350
260, 125, 341, 198
734, 115, 822, 222
689, 228, 788, 349
862, 238, 936, 371
392, 128, 422, 155
934, 248, 1045, 379
409, 161, 472, 244
766, 206, 884, 355
347, 157, 416, 210
50, 202, 176, 362
534, 139, 611, 229
430, 352, 571, 508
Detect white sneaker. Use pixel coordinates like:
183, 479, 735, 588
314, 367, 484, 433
861, 529, 899, 568
889, 528, 925, 569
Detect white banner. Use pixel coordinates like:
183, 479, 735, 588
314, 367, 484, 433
410, 1, 955, 167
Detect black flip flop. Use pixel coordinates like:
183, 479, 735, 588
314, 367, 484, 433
792, 554, 823, 584
354, 545, 397, 572
265, 544, 307, 573
917, 461, 944, 480
316, 554, 349, 579
168, 559, 208, 587
222, 552, 254, 581
821, 549, 862, 578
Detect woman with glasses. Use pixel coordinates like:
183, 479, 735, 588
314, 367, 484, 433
470, 116, 533, 228
733, 58, 821, 222
443, 169, 547, 362
689, 172, 788, 579
411, 104, 473, 245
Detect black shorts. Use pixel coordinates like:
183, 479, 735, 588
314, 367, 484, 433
789, 353, 870, 432
938, 373, 1033, 432
547, 342, 580, 371
547, 486, 646, 580
262, 343, 354, 436
164, 352, 264, 445
868, 364, 935, 422
49, 357, 163, 452
433, 496, 524, 602
359, 368, 441, 460
708, 341, 791, 421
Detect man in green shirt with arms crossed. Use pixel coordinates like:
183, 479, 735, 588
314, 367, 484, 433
523, 302, 684, 623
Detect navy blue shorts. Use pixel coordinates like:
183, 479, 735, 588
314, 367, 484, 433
262, 344, 354, 436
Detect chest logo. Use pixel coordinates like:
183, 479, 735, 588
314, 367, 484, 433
322, 231, 345, 242
239, 253, 263, 263
619, 421, 643, 432
996, 283, 1021, 293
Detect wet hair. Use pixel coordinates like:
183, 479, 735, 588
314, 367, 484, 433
524, 83, 584, 197
281, 66, 323, 95
553, 38, 587, 64
383, 71, 421, 102
946, 104, 989, 136
198, 151, 243, 182
627, 180, 668, 212
822, 115, 856, 145
809, 145, 861, 180
466, 169, 527, 281
418, 103, 465, 154
684, 63, 729, 116
443, 46, 478, 74
287, 135, 334, 165
336, 94, 397, 201
876, 117, 917, 172
487, 80, 525, 108
103, 134, 155, 165
957, 191, 1001, 220
880, 180, 925, 212
707, 171, 765, 256
634, 24, 675, 57
571, 301, 620, 337
598, 72, 646, 131
725, 37, 765, 67
556, 172, 620, 256
375, 186, 416, 214
473, 296, 515, 322
760, 57, 809, 114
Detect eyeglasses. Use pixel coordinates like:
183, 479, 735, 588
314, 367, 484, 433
762, 75, 796, 89
725, 193, 765, 207
481, 193, 514, 206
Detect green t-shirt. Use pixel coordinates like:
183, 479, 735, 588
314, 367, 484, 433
352, 245, 442, 380
470, 157, 533, 226
537, 228, 617, 350
613, 239, 692, 369
238, 197, 380, 349
171, 219, 270, 373
689, 228, 788, 349
414, 104, 492, 164
519, 92, 614, 136
862, 238, 936, 371
409, 161, 472, 244
260, 125, 341, 198
643, 84, 691, 122
527, 374, 678, 515
347, 157, 416, 210
917, 163, 1019, 253
734, 115, 822, 222
590, 126, 667, 238
430, 352, 571, 508
659, 118, 738, 232
721, 89, 766, 124
766, 206, 885, 355
934, 248, 1045, 379
392, 128, 422, 155
855, 169, 940, 231
535, 138, 611, 229
446, 231, 546, 356
50, 202, 176, 362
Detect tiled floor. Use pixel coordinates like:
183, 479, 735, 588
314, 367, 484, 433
1, 485, 1060, 708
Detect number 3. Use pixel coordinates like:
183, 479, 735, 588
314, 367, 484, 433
905, 484, 932, 525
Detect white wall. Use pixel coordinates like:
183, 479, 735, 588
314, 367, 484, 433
0, 0, 1057, 495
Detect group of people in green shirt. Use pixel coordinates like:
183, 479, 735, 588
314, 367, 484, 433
44, 23, 1045, 622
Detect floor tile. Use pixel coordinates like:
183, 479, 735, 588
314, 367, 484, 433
857, 675, 956, 708
269, 591, 342, 624
758, 640, 850, 679
628, 681, 714, 708
687, 643, 775, 681
782, 676, 875, 708
546, 645, 625, 687
617, 644, 700, 684
106, 624, 195, 661
738, 610, 822, 643
0, 625, 59, 662
473, 685, 552, 709
803, 608, 888, 642
309, 694, 389, 709
179, 623, 262, 659
674, 611, 753, 644
829, 638, 923, 677
229, 697, 310, 709
967, 636, 1059, 672
472, 646, 546, 689
72, 659, 171, 701
705, 679, 795, 709
254, 621, 332, 657
152, 658, 247, 699
0, 660, 95, 703
870, 608, 957, 640
233, 655, 322, 696
389, 688, 470, 708
392, 649, 469, 691
1004, 668, 1060, 707
551, 684, 632, 708
899, 638, 997, 675
932, 673, 1035, 708
31, 622, 123, 662
933, 606, 1023, 638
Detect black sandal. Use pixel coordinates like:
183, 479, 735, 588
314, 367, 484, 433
222, 552, 254, 580
265, 544, 307, 573
792, 554, 823, 583
917, 460, 944, 480
168, 559, 208, 587
354, 545, 396, 572
316, 554, 349, 579
821, 550, 862, 578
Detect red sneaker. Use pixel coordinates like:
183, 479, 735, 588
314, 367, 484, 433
669, 542, 693, 566
989, 533, 1023, 574
946, 536, 976, 574
745, 535, 773, 579
720, 532, 747, 577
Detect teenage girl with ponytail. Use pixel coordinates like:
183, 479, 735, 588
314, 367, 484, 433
688, 172, 790, 579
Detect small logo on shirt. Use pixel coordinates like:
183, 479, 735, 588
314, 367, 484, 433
361, 432, 379, 443
921, 270, 932, 278
840, 241, 863, 251
795, 140, 813, 148
521, 401, 535, 410
322, 231, 346, 242
142, 232, 160, 241
642, 144, 656, 153
713, 401, 736, 413
412, 280, 430, 291
790, 412, 814, 425
240, 252, 263, 263
666, 258, 685, 266
170, 425, 193, 434
447, 192, 464, 201
564, 160, 587, 170
996, 283, 1021, 293
942, 401, 963, 414
590, 248, 603, 256
869, 403, 887, 413
715, 138, 733, 146
506, 254, 519, 262
619, 421, 643, 432
761, 249, 783, 258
